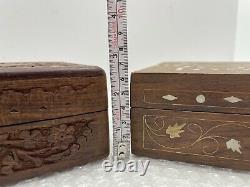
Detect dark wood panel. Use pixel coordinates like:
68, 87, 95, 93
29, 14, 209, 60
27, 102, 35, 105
131, 108, 250, 171
0, 62, 105, 80
0, 111, 109, 186
0, 76, 107, 127
131, 73, 250, 114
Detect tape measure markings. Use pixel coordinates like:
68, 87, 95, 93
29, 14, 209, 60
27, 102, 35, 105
107, 0, 130, 159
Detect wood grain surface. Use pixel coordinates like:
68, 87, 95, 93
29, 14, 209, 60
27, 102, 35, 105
0, 62, 109, 185
131, 63, 250, 171
136, 62, 250, 74
131, 108, 250, 171
0, 62, 105, 80
0, 63, 108, 126
131, 72, 250, 114
0, 111, 109, 186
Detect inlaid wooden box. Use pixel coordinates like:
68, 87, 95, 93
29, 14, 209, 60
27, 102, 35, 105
131, 63, 250, 171
0, 62, 109, 185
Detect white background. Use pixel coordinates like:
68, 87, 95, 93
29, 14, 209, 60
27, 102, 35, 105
0, 0, 250, 73
1, 1, 250, 187
235, 1, 250, 60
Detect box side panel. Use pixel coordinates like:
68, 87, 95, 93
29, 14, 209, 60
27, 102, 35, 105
131, 73, 250, 114
0, 75, 107, 127
0, 110, 109, 185
131, 108, 250, 171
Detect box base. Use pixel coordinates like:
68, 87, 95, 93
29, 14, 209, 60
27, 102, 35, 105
0, 111, 109, 186
131, 108, 250, 171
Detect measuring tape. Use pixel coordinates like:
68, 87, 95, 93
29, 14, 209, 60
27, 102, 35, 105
107, 0, 130, 159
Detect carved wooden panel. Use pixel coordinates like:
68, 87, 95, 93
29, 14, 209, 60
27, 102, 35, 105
131, 108, 250, 171
0, 63, 109, 185
0, 111, 109, 185
0, 76, 107, 126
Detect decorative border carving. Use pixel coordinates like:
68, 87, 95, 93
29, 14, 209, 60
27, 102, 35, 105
0, 119, 92, 176
0, 82, 94, 117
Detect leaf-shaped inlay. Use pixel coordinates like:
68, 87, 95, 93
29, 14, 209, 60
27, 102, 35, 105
224, 96, 242, 103
166, 123, 186, 139
162, 95, 178, 101
226, 139, 242, 154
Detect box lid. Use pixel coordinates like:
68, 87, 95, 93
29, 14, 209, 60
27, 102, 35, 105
0, 62, 107, 127
131, 62, 250, 114
0, 62, 104, 79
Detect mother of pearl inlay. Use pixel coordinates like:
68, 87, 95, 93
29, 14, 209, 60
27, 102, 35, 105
196, 95, 206, 104
162, 95, 178, 101
224, 96, 242, 103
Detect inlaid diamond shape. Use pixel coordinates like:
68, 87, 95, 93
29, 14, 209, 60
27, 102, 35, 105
224, 96, 242, 103
162, 95, 178, 101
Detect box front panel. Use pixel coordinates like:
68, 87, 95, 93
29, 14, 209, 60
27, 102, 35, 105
131, 73, 250, 114
132, 108, 250, 170
0, 76, 107, 126
0, 111, 109, 185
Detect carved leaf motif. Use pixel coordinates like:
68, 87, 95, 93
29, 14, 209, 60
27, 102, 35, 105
19, 130, 45, 149
48, 124, 76, 150
166, 123, 186, 139
226, 139, 242, 154
1, 154, 20, 175
45, 149, 70, 162
162, 95, 178, 101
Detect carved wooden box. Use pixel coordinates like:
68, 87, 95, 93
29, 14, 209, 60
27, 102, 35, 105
0, 62, 109, 185
131, 63, 250, 171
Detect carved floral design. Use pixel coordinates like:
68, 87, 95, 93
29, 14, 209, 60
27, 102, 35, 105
144, 115, 248, 158
19, 130, 47, 149
0, 119, 92, 176
48, 125, 75, 150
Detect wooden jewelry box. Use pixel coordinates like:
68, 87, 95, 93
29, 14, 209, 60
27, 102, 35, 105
131, 62, 250, 171
0, 62, 109, 185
